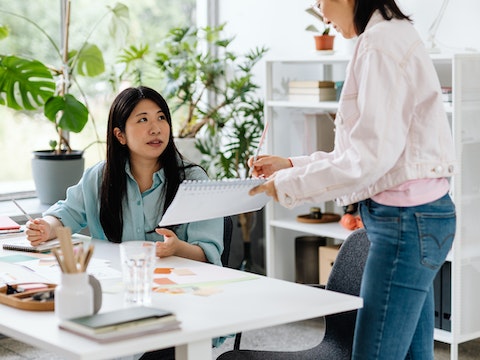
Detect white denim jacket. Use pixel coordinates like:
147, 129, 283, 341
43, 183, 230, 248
274, 12, 456, 208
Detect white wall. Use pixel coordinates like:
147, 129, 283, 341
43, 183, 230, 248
218, 0, 480, 88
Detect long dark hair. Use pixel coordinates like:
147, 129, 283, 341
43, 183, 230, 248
100, 86, 193, 243
354, 0, 412, 35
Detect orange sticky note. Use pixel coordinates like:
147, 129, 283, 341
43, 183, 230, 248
153, 277, 177, 285
173, 268, 195, 276
154, 268, 173, 274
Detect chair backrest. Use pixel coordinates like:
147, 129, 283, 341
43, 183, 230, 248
326, 228, 370, 295
221, 216, 234, 267
321, 228, 370, 358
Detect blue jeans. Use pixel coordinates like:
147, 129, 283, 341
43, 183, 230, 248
352, 193, 456, 360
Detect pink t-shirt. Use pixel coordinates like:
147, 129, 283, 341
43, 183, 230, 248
371, 178, 450, 206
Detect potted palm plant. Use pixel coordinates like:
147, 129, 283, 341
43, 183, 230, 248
0, 1, 129, 204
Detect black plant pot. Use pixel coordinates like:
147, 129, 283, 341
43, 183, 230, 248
31, 150, 85, 205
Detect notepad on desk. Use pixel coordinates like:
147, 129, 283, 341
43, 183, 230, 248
1, 236, 82, 253
59, 306, 181, 343
159, 178, 271, 226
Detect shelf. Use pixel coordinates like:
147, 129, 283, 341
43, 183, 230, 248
434, 328, 452, 343
270, 219, 352, 240
267, 56, 351, 64
267, 100, 339, 112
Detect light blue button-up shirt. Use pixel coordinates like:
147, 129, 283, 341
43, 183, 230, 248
45, 160, 224, 265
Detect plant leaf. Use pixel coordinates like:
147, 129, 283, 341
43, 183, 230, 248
0, 55, 55, 110
107, 2, 130, 45
44, 94, 89, 133
0, 25, 9, 40
75, 43, 105, 77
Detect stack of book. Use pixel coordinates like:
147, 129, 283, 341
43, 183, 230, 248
288, 80, 337, 102
59, 306, 181, 343
0, 216, 23, 238
441, 86, 452, 103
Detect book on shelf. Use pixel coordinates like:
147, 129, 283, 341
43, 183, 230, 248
288, 86, 336, 95
1, 236, 82, 253
288, 80, 335, 88
288, 90, 337, 102
441, 86, 452, 103
59, 306, 181, 343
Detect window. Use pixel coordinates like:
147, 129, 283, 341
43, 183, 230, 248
0, 0, 200, 196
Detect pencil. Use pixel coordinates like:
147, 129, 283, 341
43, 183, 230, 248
11, 198, 34, 221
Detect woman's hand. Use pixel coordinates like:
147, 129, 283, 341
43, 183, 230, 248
25, 218, 52, 245
154, 228, 181, 258
154, 228, 208, 262
249, 175, 279, 202
248, 155, 292, 178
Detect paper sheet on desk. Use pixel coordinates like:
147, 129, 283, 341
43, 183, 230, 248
12, 258, 122, 284
159, 178, 270, 226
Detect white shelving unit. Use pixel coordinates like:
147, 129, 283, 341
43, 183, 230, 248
264, 53, 480, 360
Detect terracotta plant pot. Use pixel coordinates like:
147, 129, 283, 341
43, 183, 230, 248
314, 35, 335, 51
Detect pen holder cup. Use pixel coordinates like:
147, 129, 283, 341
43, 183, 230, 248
55, 272, 94, 320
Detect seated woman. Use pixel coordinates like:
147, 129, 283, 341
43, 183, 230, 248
25, 86, 223, 266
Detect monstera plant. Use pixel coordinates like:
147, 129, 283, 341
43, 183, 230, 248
0, 1, 129, 203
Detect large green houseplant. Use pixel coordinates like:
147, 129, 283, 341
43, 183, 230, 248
118, 23, 268, 269
0, 1, 129, 204
157, 24, 268, 270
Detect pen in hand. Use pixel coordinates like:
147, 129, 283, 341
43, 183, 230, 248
11, 198, 34, 222
250, 121, 269, 177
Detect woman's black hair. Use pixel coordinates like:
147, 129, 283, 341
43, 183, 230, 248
99, 86, 196, 243
353, 0, 412, 35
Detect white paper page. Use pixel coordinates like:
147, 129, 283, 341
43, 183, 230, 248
159, 179, 270, 226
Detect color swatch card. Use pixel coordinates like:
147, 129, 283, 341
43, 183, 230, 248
159, 178, 270, 226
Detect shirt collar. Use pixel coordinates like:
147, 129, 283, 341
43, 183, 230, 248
125, 159, 166, 189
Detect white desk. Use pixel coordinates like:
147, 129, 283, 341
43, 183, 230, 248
0, 236, 362, 360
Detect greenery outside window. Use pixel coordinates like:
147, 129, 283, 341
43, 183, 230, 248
0, 0, 199, 197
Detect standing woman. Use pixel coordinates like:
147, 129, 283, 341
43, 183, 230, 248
249, 0, 456, 359
26, 86, 223, 266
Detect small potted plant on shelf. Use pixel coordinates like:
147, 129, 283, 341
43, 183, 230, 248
305, 6, 335, 51
0, 1, 129, 204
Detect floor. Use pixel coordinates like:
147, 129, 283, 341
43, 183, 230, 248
2, 318, 480, 359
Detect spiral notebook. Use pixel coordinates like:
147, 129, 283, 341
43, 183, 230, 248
159, 178, 270, 226
1, 236, 82, 253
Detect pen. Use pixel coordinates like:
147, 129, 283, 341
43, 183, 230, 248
249, 121, 269, 177
253, 121, 269, 163
11, 198, 34, 221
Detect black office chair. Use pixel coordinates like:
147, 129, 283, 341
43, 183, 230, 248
217, 228, 370, 360
139, 216, 234, 360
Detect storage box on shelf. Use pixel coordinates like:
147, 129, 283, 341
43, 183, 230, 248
264, 53, 480, 360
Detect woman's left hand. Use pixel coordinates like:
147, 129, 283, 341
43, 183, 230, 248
154, 228, 180, 257
249, 176, 279, 202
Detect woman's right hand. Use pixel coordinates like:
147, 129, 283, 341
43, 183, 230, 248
25, 218, 53, 245
248, 155, 292, 178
